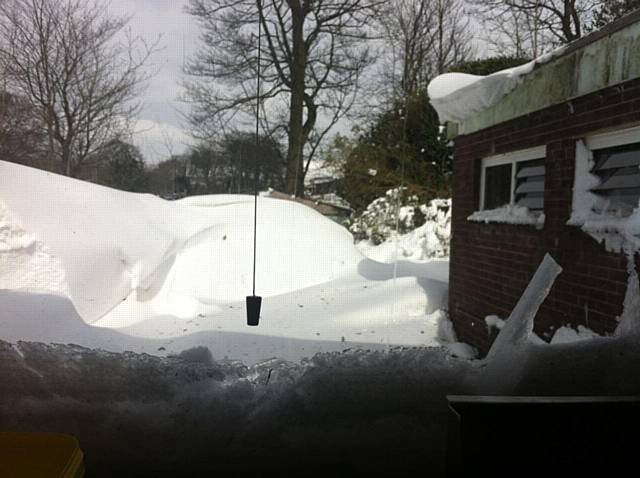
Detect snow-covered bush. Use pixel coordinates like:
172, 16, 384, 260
349, 187, 426, 244
417, 198, 452, 258
350, 189, 451, 259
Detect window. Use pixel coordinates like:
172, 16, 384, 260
586, 126, 640, 216
479, 146, 547, 212
515, 159, 545, 211
484, 163, 512, 210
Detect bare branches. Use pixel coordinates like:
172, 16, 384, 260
0, 0, 158, 177
183, 0, 379, 195
469, 0, 604, 57
373, 0, 472, 107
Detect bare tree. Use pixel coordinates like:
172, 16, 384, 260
469, 1, 603, 53
468, 1, 549, 58
377, 0, 473, 101
184, 0, 380, 196
0, 0, 157, 177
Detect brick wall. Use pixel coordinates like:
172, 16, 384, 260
450, 77, 640, 355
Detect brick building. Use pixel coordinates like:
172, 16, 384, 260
429, 12, 640, 355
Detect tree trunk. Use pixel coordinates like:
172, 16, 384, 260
284, 6, 306, 197
62, 142, 72, 177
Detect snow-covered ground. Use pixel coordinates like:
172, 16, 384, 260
0, 160, 455, 364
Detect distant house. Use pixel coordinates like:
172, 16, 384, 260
306, 174, 339, 196
429, 11, 640, 354
265, 190, 352, 222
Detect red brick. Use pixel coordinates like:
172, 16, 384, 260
449, 77, 640, 356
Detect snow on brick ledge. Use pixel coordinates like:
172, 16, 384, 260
467, 205, 545, 229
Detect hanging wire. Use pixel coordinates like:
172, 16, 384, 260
388, 90, 410, 350
385, 38, 410, 350
252, 0, 262, 297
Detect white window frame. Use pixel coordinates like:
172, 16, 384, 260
479, 146, 547, 211
585, 124, 640, 151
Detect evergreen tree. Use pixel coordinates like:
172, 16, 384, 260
93, 138, 148, 192
339, 89, 450, 212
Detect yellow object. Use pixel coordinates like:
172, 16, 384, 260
0, 432, 84, 478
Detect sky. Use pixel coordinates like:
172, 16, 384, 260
103, 0, 491, 165
107, 0, 198, 162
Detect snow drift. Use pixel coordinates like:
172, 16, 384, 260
0, 161, 360, 323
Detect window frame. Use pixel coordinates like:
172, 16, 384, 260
585, 124, 640, 151
479, 146, 547, 211
583, 124, 640, 216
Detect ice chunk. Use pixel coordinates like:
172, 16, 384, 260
487, 254, 562, 360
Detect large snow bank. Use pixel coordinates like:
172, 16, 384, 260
1, 161, 452, 363
428, 47, 565, 123
0, 161, 360, 323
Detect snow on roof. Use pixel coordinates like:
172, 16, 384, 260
427, 47, 565, 124
429, 11, 640, 128
304, 159, 343, 185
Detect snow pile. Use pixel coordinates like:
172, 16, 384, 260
468, 204, 545, 228
0, 161, 361, 324
430, 309, 478, 359
428, 47, 566, 123
550, 325, 601, 344
568, 140, 640, 252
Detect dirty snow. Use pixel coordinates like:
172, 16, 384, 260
428, 46, 566, 123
